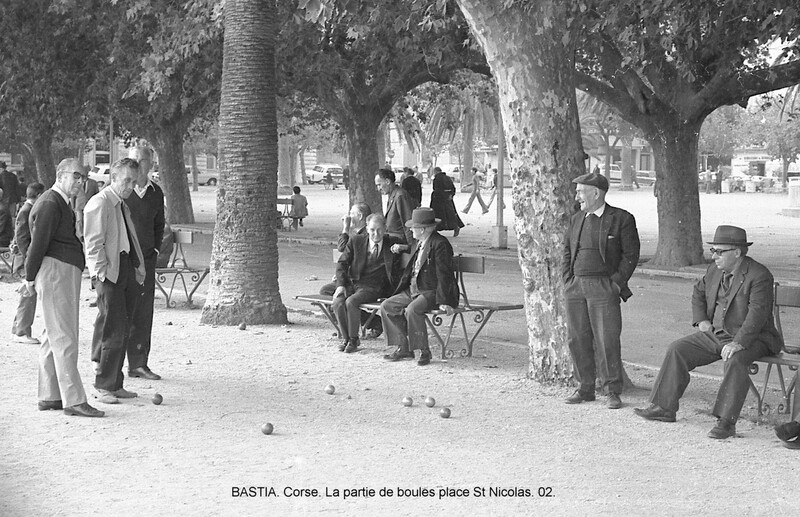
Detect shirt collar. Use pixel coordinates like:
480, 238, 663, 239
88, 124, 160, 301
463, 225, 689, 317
585, 203, 606, 218
106, 187, 123, 206
52, 184, 70, 204
135, 180, 153, 198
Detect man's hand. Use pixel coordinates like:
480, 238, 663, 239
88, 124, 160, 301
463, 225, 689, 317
439, 304, 455, 316
342, 214, 351, 233
19, 281, 35, 298
390, 244, 409, 254
333, 286, 346, 299
721, 342, 744, 361
697, 320, 713, 333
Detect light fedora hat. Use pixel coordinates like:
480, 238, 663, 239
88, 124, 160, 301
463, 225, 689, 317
405, 207, 441, 228
707, 225, 752, 246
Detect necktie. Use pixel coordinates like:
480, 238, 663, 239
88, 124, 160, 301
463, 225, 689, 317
121, 204, 140, 268
371, 243, 379, 260
722, 272, 733, 292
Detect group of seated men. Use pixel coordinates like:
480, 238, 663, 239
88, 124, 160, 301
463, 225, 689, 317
321, 203, 458, 366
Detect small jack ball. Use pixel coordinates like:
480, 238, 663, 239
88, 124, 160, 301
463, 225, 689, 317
152, 393, 163, 405
325, 385, 336, 395
261, 423, 274, 435
439, 407, 451, 418
239, 322, 247, 330
425, 397, 436, 408
402, 396, 413, 407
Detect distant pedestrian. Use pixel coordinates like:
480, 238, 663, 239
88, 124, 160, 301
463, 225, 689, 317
715, 168, 723, 194
0, 161, 21, 217
486, 168, 506, 209
462, 167, 489, 215
290, 186, 308, 230
429, 167, 463, 237
401, 167, 422, 208
10, 182, 45, 344
0, 188, 12, 247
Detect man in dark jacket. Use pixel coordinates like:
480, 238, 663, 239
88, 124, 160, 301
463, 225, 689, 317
11, 182, 45, 343
332, 214, 402, 353
562, 172, 640, 409
635, 225, 782, 439
0, 161, 21, 217
380, 207, 458, 366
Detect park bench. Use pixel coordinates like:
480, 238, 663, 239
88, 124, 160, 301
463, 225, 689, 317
295, 253, 524, 359
276, 198, 294, 231
155, 227, 210, 308
747, 283, 800, 419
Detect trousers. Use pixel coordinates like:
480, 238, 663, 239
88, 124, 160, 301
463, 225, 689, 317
565, 275, 623, 395
380, 289, 435, 351
36, 257, 87, 407
649, 330, 771, 422
127, 253, 156, 369
332, 285, 382, 341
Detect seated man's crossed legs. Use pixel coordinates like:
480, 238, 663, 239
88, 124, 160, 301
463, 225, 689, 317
332, 286, 382, 353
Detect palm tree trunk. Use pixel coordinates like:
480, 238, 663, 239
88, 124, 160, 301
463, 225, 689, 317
201, 0, 287, 326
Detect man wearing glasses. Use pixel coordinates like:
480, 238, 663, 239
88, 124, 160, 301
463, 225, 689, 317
23, 158, 104, 417
635, 225, 782, 439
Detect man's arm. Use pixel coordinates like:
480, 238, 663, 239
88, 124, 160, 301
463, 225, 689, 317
24, 199, 59, 282
432, 237, 456, 307
153, 190, 166, 252
83, 198, 109, 280
561, 216, 574, 282
14, 207, 31, 256
609, 212, 640, 288
335, 236, 356, 288
691, 266, 713, 326
733, 270, 775, 349
396, 190, 414, 244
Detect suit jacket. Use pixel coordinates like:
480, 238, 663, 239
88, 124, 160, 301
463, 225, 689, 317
384, 186, 414, 244
337, 225, 366, 252
84, 187, 145, 284
336, 233, 402, 294
562, 203, 640, 301
393, 231, 459, 307
692, 257, 783, 354
0, 200, 12, 247
12, 200, 33, 256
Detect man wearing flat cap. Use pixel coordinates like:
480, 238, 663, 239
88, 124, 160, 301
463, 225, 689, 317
635, 225, 782, 439
380, 207, 459, 366
562, 172, 640, 409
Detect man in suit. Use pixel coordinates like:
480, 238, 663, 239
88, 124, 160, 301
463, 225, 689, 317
635, 225, 782, 439
0, 161, 21, 217
380, 207, 458, 366
562, 172, 640, 409
0, 187, 12, 247
401, 167, 422, 209
319, 202, 372, 296
11, 182, 45, 343
23, 158, 103, 417
125, 147, 165, 381
375, 168, 413, 244
332, 214, 402, 353
84, 158, 146, 405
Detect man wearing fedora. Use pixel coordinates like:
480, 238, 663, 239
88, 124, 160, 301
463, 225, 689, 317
380, 207, 459, 366
635, 225, 782, 439
563, 172, 640, 409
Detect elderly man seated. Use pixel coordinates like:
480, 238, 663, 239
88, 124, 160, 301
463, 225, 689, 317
332, 214, 402, 353
634, 225, 782, 439
380, 207, 459, 366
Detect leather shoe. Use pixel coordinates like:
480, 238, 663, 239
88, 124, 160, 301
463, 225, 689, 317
94, 390, 119, 404
344, 339, 360, 353
607, 393, 622, 409
417, 350, 432, 366
112, 388, 138, 399
338, 341, 348, 352
129, 366, 161, 380
775, 421, 800, 442
565, 390, 595, 404
708, 418, 736, 439
64, 402, 105, 417
782, 438, 800, 449
384, 349, 414, 361
633, 404, 676, 422
38, 400, 63, 411
12, 334, 40, 344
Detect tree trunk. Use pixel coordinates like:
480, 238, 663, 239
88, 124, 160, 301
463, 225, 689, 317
647, 122, 705, 266
457, 0, 584, 383
31, 131, 55, 187
148, 126, 194, 224
277, 135, 294, 194
344, 117, 382, 215
375, 120, 386, 169
201, 0, 287, 326
189, 148, 199, 192
620, 136, 634, 190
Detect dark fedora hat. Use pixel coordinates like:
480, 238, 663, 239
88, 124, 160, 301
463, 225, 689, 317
405, 207, 440, 228
707, 225, 752, 246
573, 172, 609, 192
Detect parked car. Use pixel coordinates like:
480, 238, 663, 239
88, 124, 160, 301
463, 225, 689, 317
89, 164, 111, 187
186, 167, 218, 186
605, 164, 622, 182
305, 164, 343, 184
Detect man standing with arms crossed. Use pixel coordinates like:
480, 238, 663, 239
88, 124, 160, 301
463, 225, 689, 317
125, 147, 165, 380
84, 158, 146, 404
562, 172, 640, 409
23, 158, 103, 417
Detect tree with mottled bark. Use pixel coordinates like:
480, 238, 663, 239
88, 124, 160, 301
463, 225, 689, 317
200, 0, 287, 326
576, 0, 800, 265
456, 0, 586, 383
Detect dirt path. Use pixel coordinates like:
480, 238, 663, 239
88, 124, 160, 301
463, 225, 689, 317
1, 273, 798, 516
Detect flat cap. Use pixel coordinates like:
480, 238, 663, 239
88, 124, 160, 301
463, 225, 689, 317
573, 172, 609, 192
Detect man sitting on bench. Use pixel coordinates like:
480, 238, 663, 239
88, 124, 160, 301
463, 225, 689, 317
333, 214, 402, 354
381, 207, 458, 366
634, 225, 782, 439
